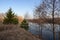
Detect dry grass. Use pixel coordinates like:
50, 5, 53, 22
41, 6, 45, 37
0, 24, 19, 31
0, 24, 41, 40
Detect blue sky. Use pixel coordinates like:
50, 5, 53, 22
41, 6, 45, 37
0, 0, 42, 17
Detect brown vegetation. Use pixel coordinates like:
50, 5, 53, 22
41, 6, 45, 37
28, 18, 60, 24
0, 24, 41, 40
0, 14, 23, 23
17, 16, 24, 23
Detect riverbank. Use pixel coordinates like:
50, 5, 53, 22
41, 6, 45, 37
0, 24, 41, 40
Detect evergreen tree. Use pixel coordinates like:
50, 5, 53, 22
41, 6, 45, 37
20, 19, 29, 30
3, 8, 18, 24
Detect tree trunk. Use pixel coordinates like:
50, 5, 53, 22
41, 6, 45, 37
52, 0, 56, 40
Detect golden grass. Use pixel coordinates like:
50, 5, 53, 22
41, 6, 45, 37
0, 24, 40, 40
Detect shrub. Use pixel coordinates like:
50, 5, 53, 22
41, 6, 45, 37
20, 19, 29, 30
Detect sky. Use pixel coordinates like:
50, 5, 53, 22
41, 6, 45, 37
0, 0, 42, 18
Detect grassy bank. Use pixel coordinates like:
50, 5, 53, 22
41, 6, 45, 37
0, 24, 41, 40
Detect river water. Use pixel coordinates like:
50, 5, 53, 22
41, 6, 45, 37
28, 22, 60, 40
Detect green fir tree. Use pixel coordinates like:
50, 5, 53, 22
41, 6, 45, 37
3, 8, 18, 24
20, 19, 29, 30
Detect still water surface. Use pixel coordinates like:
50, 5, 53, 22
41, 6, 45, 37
28, 22, 60, 40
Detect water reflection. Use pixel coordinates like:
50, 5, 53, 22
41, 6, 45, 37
28, 22, 60, 40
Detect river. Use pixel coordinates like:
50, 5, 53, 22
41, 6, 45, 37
28, 22, 60, 40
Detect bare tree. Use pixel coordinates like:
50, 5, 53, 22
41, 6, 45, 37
34, 0, 60, 40
34, 1, 47, 39
24, 12, 32, 19
44, 0, 60, 40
